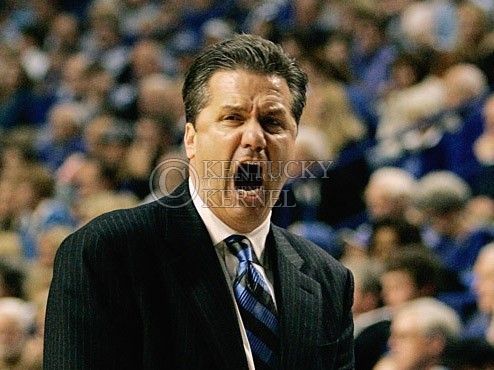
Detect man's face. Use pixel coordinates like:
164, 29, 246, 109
185, 69, 298, 232
388, 314, 436, 370
0, 315, 25, 360
473, 249, 494, 313
483, 99, 494, 134
381, 270, 418, 309
365, 185, 400, 220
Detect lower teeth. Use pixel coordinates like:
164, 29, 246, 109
238, 186, 260, 191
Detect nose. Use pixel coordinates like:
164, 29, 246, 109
240, 118, 266, 153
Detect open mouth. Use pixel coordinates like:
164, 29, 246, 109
234, 163, 263, 191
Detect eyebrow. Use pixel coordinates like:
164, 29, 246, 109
259, 106, 288, 116
219, 104, 249, 112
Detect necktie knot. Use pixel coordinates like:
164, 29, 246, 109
224, 234, 254, 263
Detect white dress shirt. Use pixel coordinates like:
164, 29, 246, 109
189, 178, 275, 370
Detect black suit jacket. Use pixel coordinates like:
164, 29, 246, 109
44, 182, 354, 369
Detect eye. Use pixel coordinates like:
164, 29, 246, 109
223, 114, 243, 122
259, 116, 283, 131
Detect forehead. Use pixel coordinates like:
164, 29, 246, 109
392, 313, 423, 336
484, 99, 494, 115
205, 69, 293, 109
383, 270, 413, 282
475, 249, 494, 273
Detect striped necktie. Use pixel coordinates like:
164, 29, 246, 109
225, 234, 278, 369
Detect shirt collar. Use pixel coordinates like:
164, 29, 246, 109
189, 177, 271, 261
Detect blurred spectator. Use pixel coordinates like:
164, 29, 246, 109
82, 62, 115, 120
82, 1, 129, 78
342, 167, 416, 260
374, 51, 447, 175
82, 114, 114, 158
0, 49, 43, 130
202, 18, 234, 47
463, 243, 494, 345
72, 157, 118, 201
21, 291, 47, 370
18, 25, 50, 84
453, 1, 490, 64
0, 179, 16, 232
13, 166, 74, 260
365, 167, 416, 222
349, 260, 385, 330
25, 227, 72, 300
137, 74, 184, 140
0, 261, 26, 300
271, 125, 330, 228
119, 0, 160, 41
474, 94, 494, 197
399, 0, 457, 52
368, 218, 423, 262
292, 79, 370, 228
36, 103, 85, 171
439, 63, 488, 186
112, 39, 164, 120
347, 260, 390, 370
0, 297, 39, 369
379, 297, 461, 370
124, 39, 163, 81
144, 147, 189, 203
349, 7, 396, 100
465, 196, 494, 230
55, 53, 89, 103
415, 171, 494, 277
0, 232, 21, 260
0, 131, 37, 180
307, 30, 353, 84
97, 124, 133, 190
124, 117, 172, 199
45, 13, 80, 55
441, 338, 494, 369
381, 249, 441, 311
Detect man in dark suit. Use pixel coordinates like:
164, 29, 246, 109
44, 34, 354, 369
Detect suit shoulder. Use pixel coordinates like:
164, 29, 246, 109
79, 200, 162, 237
58, 200, 164, 257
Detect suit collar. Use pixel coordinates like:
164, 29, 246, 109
156, 181, 249, 370
270, 227, 324, 369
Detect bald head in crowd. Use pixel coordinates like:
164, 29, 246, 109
443, 63, 488, 109
387, 298, 461, 370
473, 243, 494, 345
364, 167, 416, 221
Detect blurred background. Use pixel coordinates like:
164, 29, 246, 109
1, 0, 494, 368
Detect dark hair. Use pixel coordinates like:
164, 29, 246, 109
20, 165, 56, 200
369, 218, 423, 255
182, 34, 308, 124
384, 248, 441, 294
0, 260, 26, 300
392, 52, 430, 84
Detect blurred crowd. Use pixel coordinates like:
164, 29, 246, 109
1, 0, 494, 368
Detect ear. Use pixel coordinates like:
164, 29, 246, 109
184, 122, 196, 160
427, 334, 446, 357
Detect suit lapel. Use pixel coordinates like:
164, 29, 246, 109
270, 226, 323, 370
156, 182, 249, 370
